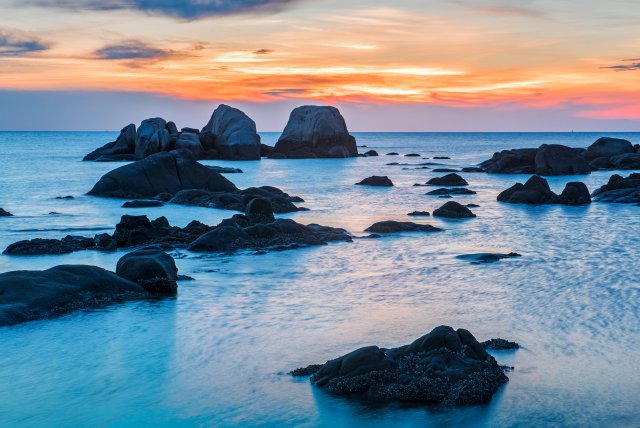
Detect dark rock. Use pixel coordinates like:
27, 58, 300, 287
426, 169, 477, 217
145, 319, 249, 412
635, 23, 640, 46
592, 173, 640, 203
364, 150, 379, 157
610, 153, 640, 170
365, 221, 442, 234
405, 153, 420, 157
0, 208, 13, 217
0, 265, 148, 326
207, 166, 243, 174
534, 144, 590, 176
426, 188, 476, 196
83, 124, 136, 161
122, 200, 164, 208
585, 137, 633, 160
356, 176, 394, 187
56, 195, 74, 199
498, 175, 591, 205
456, 252, 521, 264
290, 365, 323, 377
466, 204, 480, 208
260, 143, 274, 157
3, 236, 96, 255
115, 247, 178, 294
298, 326, 508, 406
482, 338, 520, 350
169, 186, 303, 214
174, 132, 204, 159
434, 156, 450, 159
407, 211, 430, 216
589, 156, 613, 170
427, 173, 468, 187
433, 201, 476, 218
479, 148, 538, 174
462, 167, 485, 173
135, 118, 170, 159
270, 106, 357, 159
200, 104, 261, 160
245, 197, 275, 223
386, 152, 399, 156
432, 168, 459, 173
181, 127, 200, 135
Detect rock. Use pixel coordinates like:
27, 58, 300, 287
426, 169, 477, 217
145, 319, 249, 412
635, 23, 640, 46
260, 143, 274, 157
407, 211, 430, 216
456, 252, 521, 264
610, 153, 640, 170
270, 106, 357, 158
589, 156, 613, 170
290, 365, 323, 377
0, 208, 13, 217
56, 195, 74, 199
432, 168, 459, 173
169, 186, 303, 214
3, 236, 96, 255
207, 166, 243, 174
426, 188, 476, 196
181, 127, 199, 135
466, 203, 480, 208
426, 173, 468, 186
296, 326, 508, 406
365, 221, 442, 234
115, 247, 178, 294
0, 265, 148, 326
433, 201, 476, 218
356, 176, 394, 186
245, 197, 275, 223
585, 137, 633, 160
405, 153, 420, 157
462, 167, 485, 173
200, 104, 261, 160
534, 144, 590, 176
122, 200, 164, 208
434, 156, 451, 159
479, 148, 538, 174
174, 132, 204, 159
482, 338, 520, 350
135, 118, 170, 159
166, 121, 179, 136
83, 124, 136, 161
88, 151, 238, 199
592, 173, 640, 203
498, 175, 591, 205
386, 152, 399, 156
364, 150, 379, 157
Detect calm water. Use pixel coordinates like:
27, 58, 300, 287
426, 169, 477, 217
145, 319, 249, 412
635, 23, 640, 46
1, 132, 639, 427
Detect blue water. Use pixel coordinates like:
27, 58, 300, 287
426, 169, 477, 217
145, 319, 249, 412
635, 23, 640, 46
1, 132, 639, 427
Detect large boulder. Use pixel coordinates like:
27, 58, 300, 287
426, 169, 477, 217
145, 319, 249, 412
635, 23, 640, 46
270, 106, 358, 158
0, 265, 148, 326
534, 144, 590, 176
174, 132, 204, 159
479, 148, 538, 174
83, 124, 137, 161
115, 247, 178, 294
291, 326, 509, 406
87, 151, 238, 199
200, 104, 261, 160
592, 173, 640, 203
498, 175, 591, 205
585, 137, 634, 160
135, 118, 170, 159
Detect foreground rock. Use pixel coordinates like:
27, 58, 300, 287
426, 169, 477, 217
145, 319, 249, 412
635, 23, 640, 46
498, 175, 591, 205
269, 106, 358, 158
592, 173, 640, 203
116, 247, 178, 294
356, 176, 393, 186
0, 208, 13, 217
199, 104, 261, 160
456, 253, 521, 264
290, 325, 509, 406
433, 201, 476, 218
426, 173, 468, 186
365, 221, 442, 234
87, 152, 303, 213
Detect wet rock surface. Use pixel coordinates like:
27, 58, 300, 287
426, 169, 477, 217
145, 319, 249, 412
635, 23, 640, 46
115, 247, 178, 294
426, 173, 469, 187
456, 253, 521, 264
433, 201, 476, 218
498, 175, 591, 205
426, 188, 476, 196
407, 211, 430, 217
356, 176, 394, 186
365, 221, 442, 234
290, 326, 509, 406
592, 173, 640, 203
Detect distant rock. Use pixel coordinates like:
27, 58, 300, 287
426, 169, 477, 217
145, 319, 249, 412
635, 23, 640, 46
466, 203, 480, 208
291, 325, 509, 406
83, 124, 136, 161
356, 176, 394, 186
174, 132, 204, 159
56, 195, 75, 199
386, 152, 399, 156
498, 175, 591, 205
269, 106, 357, 159
407, 211, 430, 216
364, 150, 379, 157
585, 137, 634, 160
433, 201, 476, 218
405, 153, 420, 157
427, 173, 469, 186
426, 188, 476, 196
479, 148, 538, 174
482, 338, 520, 350
456, 252, 521, 264
0, 208, 13, 217
365, 221, 442, 234
592, 173, 640, 203
4, 236, 96, 256
462, 167, 485, 173
434, 156, 451, 159
432, 168, 459, 173
122, 200, 164, 208
200, 104, 261, 160
534, 144, 590, 176
115, 247, 178, 294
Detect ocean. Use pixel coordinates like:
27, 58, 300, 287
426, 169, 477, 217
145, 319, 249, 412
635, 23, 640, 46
0, 131, 639, 427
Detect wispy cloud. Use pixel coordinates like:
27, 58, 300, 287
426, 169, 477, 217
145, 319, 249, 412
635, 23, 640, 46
0, 30, 50, 57
263, 88, 306, 97
24, 0, 302, 19
601, 59, 640, 71
94, 41, 170, 60
454, 1, 546, 18
253, 48, 274, 55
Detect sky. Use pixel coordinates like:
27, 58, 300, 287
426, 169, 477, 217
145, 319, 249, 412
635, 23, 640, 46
0, 0, 639, 131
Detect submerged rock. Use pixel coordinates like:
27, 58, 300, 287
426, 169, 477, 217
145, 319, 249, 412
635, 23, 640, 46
407, 211, 430, 217
456, 253, 521, 264
432, 168, 459, 173
426, 188, 476, 196
592, 173, 640, 203
200, 104, 261, 160
356, 176, 394, 187
433, 201, 476, 218
292, 325, 509, 406
498, 175, 591, 205
122, 200, 164, 208
365, 221, 442, 234
482, 338, 520, 350
207, 166, 243, 174
270, 106, 358, 158
0, 208, 13, 217
427, 173, 468, 186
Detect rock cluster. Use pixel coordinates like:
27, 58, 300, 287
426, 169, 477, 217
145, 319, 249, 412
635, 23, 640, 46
592, 173, 640, 203
498, 175, 591, 205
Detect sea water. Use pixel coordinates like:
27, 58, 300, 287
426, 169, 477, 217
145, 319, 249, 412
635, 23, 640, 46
0, 132, 639, 427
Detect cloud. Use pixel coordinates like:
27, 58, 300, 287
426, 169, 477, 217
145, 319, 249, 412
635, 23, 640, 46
24, 0, 302, 19
263, 88, 307, 97
601, 59, 640, 71
254, 49, 274, 55
94, 41, 170, 60
454, 1, 546, 18
0, 30, 50, 57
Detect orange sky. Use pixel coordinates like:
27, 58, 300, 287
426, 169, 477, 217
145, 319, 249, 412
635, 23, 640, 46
1, 1, 639, 129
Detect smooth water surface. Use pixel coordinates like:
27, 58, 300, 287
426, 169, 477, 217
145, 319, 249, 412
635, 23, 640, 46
0, 132, 639, 427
